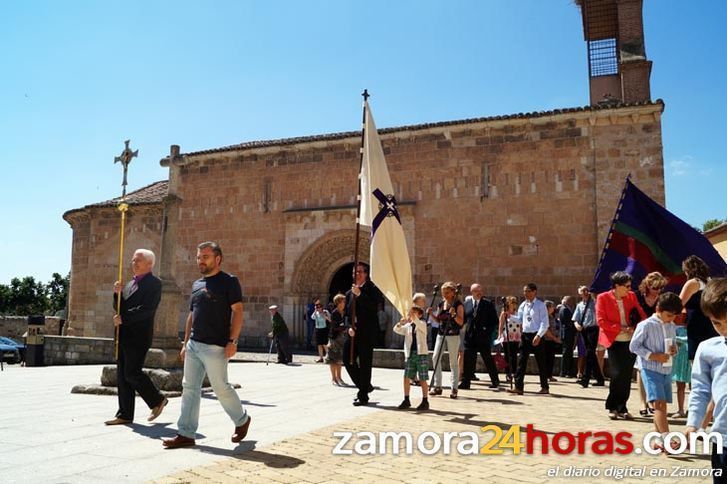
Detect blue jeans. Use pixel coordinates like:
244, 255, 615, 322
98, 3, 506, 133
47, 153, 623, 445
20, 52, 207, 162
177, 339, 248, 438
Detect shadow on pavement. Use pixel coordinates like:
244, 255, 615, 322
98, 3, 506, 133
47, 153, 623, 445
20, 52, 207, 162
547, 393, 604, 402
193, 440, 306, 468
447, 418, 558, 435
129, 422, 183, 439
458, 396, 525, 405
373, 403, 479, 421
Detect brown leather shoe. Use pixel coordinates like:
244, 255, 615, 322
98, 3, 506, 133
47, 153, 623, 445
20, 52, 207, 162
506, 388, 524, 395
231, 416, 252, 443
537, 388, 550, 395
162, 434, 196, 449
148, 397, 169, 422
104, 417, 132, 425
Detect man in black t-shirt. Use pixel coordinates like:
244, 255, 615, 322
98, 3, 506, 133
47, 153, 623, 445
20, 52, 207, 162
163, 241, 251, 449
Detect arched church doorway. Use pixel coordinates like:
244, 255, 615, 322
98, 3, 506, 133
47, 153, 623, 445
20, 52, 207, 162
328, 262, 352, 302
327, 262, 372, 302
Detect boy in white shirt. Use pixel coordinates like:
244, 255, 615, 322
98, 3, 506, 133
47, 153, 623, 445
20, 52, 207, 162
394, 305, 430, 410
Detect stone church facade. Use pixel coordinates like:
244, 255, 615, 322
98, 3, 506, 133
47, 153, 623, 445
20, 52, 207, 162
63, 0, 665, 347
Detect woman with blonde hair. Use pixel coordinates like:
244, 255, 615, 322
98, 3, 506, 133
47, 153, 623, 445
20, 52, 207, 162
429, 281, 464, 399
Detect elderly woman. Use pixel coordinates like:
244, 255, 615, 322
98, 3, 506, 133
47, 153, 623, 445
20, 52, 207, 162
634, 272, 668, 416
325, 293, 347, 386
429, 281, 464, 399
596, 271, 646, 420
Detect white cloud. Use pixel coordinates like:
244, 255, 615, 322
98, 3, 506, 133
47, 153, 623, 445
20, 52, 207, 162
669, 156, 694, 176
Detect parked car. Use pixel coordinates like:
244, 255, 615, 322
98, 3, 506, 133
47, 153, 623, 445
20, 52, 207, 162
0, 336, 24, 364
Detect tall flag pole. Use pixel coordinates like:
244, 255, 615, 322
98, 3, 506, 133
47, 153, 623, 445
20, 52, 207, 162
113, 140, 138, 360
349, 90, 369, 364
590, 176, 727, 292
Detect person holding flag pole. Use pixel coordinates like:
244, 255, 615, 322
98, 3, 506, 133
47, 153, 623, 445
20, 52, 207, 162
345, 90, 413, 407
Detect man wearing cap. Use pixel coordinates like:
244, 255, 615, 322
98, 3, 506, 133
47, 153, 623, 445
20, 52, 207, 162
268, 305, 292, 364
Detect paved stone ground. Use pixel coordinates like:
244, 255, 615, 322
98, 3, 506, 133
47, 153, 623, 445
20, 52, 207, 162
0, 353, 716, 483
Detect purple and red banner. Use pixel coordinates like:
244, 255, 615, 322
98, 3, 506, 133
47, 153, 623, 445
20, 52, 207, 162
590, 178, 726, 293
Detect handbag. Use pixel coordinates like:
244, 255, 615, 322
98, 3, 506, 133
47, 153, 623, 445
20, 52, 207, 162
493, 349, 507, 371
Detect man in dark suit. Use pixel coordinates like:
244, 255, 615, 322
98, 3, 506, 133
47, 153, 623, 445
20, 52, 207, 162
460, 283, 501, 390
558, 295, 577, 378
344, 263, 380, 406
105, 249, 167, 425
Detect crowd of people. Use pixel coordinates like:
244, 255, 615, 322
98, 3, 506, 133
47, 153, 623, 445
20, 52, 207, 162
287, 255, 725, 476
106, 243, 726, 477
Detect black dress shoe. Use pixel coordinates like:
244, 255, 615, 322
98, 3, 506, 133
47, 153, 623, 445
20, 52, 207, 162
459, 382, 471, 390
593, 381, 606, 387
368, 385, 375, 393
397, 399, 411, 409
577, 379, 589, 388
353, 399, 369, 407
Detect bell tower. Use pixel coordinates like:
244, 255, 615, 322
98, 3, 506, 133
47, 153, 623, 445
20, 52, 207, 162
578, 0, 652, 105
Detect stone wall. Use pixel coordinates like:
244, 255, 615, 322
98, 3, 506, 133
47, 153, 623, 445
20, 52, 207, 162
64, 205, 163, 337
64, 103, 664, 345
170, 103, 664, 343
43, 336, 114, 365
0, 316, 63, 339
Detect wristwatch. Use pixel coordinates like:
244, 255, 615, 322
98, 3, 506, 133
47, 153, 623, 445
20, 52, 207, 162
228, 339, 237, 345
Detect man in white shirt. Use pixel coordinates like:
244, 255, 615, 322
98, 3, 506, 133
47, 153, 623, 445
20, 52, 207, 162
507, 283, 550, 395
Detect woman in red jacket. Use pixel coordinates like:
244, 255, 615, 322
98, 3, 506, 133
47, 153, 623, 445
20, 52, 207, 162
596, 271, 647, 420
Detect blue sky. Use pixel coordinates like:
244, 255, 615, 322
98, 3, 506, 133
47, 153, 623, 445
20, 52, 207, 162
1, 0, 725, 285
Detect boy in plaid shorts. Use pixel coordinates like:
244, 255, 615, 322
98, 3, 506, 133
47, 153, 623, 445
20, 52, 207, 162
394, 305, 430, 410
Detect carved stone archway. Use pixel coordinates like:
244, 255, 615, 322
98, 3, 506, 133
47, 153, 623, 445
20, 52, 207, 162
290, 229, 370, 299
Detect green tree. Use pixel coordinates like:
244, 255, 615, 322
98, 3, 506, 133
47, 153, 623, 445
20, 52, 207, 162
0, 284, 11, 314
47, 272, 70, 315
8, 276, 48, 316
703, 218, 726, 232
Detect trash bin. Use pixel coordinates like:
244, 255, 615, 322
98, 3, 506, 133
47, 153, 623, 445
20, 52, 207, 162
26, 315, 45, 367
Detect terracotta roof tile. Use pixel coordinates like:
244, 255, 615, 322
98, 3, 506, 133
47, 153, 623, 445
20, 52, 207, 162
63, 180, 167, 220
183, 99, 664, 156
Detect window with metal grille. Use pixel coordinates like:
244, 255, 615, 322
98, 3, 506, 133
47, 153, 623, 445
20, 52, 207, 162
589, 38, 618, 76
